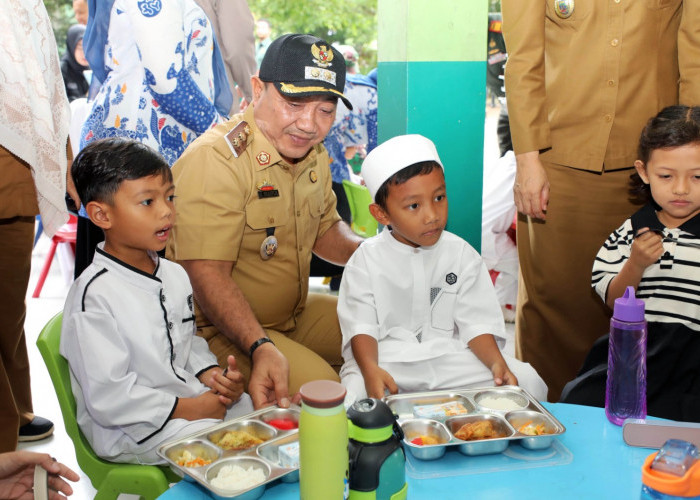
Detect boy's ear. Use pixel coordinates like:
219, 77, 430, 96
85, 200, 112, 230
634, 160, 650, 184
369, 203, 390, 226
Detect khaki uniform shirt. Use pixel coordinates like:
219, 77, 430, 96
167, 106, 341, 332
503, 0, 700, 172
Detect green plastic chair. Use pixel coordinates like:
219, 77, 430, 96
342, 180, 378, 238
36, 313, 180, 500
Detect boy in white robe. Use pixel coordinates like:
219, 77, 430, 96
61, 138, 253, 464
338, 135, 547, 404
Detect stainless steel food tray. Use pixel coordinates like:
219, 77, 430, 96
383, 386, 565, 460
157, 405, 301, 499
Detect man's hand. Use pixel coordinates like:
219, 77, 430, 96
513, 151, 549, 220
363, 365, 398, 399
248, 342, 291, 409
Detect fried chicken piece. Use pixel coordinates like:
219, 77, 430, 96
454, 420, 504, 441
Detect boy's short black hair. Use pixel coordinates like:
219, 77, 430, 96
374, 160, 442, 210
72, 138, 171, 205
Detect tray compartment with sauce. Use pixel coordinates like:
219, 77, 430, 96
446, 414, 514, 455
384, 386, 565, 461
157, 405, 301, 498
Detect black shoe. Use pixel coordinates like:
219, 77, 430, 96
18, 416, 54, 442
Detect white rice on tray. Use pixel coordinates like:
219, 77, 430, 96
478, 396, 523, 411
210, 464, 266, 491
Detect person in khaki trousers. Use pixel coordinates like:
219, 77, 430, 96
0, 0, 78, 451
502, 0, 700, 401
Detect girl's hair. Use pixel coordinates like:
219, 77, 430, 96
72, 137, 171, 205
631, 105, 700, 203
375, 161, 442, 210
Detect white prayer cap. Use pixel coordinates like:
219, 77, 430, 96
361, 134, 443, 201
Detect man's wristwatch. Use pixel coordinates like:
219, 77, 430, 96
249, 337, 275, 358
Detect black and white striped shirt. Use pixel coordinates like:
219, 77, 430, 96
592, 203, 700, 332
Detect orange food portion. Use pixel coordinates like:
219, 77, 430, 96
518, 421, 550, 436
454, 420, 506, 441
409, 435, 441, 446
175, 450, 212, 468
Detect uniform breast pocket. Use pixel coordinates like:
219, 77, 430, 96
245, 198, 290, 231
646, 0, 681, 9
306, 190, 324, 220
430, 290, 457, 333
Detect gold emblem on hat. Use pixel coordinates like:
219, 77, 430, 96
256, 151, 271, 165
309, 170, 318, 183
553, 0, 574, 19
311, 43, 333, 68
260, 235, 278, 260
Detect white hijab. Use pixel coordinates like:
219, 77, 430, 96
0, 0, 70, 236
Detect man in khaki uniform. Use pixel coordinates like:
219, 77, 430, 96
502, 0, 700, 401
167, 34, 363, 409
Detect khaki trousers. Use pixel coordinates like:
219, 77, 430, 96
200, 293, 342, 396
515, 162, 638, 401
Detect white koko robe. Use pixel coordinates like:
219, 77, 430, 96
338, 230, 546, 403
61, 245, 252, 464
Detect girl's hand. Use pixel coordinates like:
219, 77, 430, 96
630, 227, 664, 271
364, 365, 399, 400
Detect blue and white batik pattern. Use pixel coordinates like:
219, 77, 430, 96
80, 0, 225, 166
324, 76, 378, 183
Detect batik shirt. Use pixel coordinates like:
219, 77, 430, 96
80, 0, 225, 165
324, 74, 378, 183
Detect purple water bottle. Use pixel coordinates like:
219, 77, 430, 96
605, 286, 647, 425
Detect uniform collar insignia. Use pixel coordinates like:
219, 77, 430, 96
224, 121, 251, 158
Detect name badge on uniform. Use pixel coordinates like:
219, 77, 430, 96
554, 0, 574, 18
257, 180, 279, 199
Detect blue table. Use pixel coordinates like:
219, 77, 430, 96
158, 403, 655, 499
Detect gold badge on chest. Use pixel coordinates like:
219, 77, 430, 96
554, 0, 574, 19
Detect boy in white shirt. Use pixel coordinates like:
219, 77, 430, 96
61, 138, 253, 464
338, 135, 547, 403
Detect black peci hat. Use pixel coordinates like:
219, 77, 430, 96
259, 34, 353, 110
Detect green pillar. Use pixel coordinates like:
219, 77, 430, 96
377, 0, 487, 248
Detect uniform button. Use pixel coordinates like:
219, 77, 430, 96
160, 292, 165, 302
604, 114, 613, 122
268, 216, 275, 224
607, 79, 615, 86
168, 321, 174, 330
296, 211, 301, 216
611, 39, 619, 47
298, 246, 302, 251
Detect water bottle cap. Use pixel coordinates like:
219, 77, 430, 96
613, 286, 645, 322
299, 380, 346, 408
